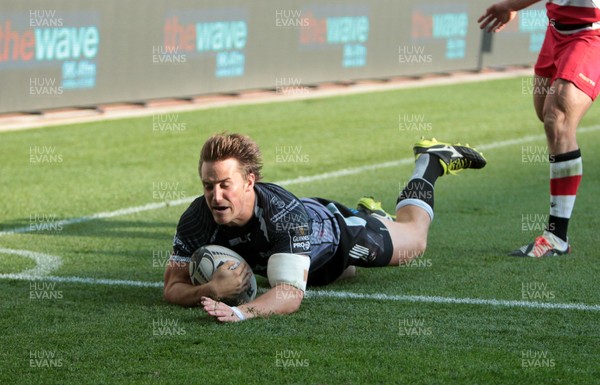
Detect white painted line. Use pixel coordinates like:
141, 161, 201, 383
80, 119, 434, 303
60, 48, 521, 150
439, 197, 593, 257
306, 289, 600, 312
275, 158, 413, 186
0, 198, 193, 237
477, 124, 600, 150
0, 270, 598, 312
24, 275, 163, 288
3, 125, 599, 238
0, 247, 62, 278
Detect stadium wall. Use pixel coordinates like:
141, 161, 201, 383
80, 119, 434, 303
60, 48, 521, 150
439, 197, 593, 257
0, 0, 547, 114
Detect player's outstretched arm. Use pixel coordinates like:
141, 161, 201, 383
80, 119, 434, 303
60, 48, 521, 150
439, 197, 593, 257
201, 284, 304, 323
478, 0, 541, 32
164, 259, 250, 307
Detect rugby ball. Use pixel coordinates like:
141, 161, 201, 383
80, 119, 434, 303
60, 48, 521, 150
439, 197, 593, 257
189, 245, 257, 305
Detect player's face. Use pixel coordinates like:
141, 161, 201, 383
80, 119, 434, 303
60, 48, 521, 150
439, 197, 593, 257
201, 158, 255, 226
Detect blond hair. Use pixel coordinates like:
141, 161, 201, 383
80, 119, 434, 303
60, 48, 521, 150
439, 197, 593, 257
199, 133, 263, 181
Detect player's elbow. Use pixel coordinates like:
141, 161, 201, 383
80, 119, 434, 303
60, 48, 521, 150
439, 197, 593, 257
163, 282, 177, 304
163, 271, 174, 302
163, 275, 186, 306
163, 284, 195, 307
278, 296, 303, 315
163, 262, 194, 306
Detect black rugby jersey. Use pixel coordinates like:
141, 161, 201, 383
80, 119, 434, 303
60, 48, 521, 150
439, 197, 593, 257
171, 182, 339, 277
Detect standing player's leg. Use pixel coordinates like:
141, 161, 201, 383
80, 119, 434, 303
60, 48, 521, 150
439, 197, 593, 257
510, 30, 600, 257
511, 79, 592, 256
544, 79, 590, 241
378, 139, 487, 265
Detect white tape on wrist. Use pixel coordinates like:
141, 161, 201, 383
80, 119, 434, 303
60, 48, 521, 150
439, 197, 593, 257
231, 306, 246, 321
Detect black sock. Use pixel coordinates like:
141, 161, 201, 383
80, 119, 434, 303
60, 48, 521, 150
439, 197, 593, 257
411, 154, 444, 186
397, 178, 435, 209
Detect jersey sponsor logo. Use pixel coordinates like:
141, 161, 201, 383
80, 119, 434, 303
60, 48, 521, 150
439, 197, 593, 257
292, 240, 311, 251
292, 235, 310, 242
289, 225, 311, 253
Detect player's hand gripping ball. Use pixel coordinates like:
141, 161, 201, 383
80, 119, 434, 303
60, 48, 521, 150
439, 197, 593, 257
189, 245, 257, 305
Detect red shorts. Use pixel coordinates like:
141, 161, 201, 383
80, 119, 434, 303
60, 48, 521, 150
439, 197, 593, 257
535, 26, 600, 100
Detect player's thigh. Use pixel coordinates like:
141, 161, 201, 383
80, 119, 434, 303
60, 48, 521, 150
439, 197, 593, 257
543, 79, 592, 153
377, 217, 427, 266
545, 79, 593, 122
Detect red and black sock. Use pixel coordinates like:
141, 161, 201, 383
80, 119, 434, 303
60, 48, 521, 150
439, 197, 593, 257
548, 149, 582, 242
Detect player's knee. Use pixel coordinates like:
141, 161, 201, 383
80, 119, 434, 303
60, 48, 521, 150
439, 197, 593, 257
414, 239, 427, 257
163, 287, 176, 304
543, 110, 569, 147
544, 105, 564, 128
544, 109, 560, 128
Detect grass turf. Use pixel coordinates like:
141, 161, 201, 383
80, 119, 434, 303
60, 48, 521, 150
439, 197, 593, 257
1, 76, 599, 384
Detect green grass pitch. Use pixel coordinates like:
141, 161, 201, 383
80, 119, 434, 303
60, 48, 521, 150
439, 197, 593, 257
1, 76, 599, 385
